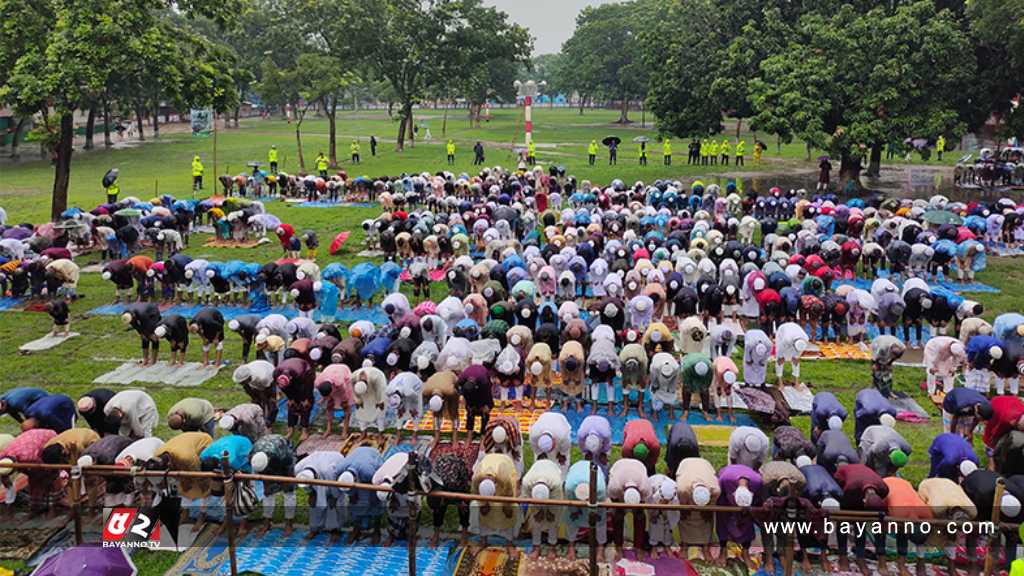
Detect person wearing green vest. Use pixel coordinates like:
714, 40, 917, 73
446, 139, 456, 165
191, 155, 204, 191
735, 140, 746, 166
588, 140, 598, 166
709, 140, 719, 166
527, 140, 536, 165
720, 139, 731, 166
106, 182, 120, 204
662, 138, 672, 166
936, 135, 946, 161
700, 139, 709, 166
268, 145, 279, 173
638, 142, 648, 166
351, 140, 361, 164
315, 152, 329, 178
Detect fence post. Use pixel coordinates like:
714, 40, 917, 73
588, 461, 598, 576
69, 465, 83, 545
220, 452, 238, 576
986, 479, 1005, 576
406, 452, 418, 576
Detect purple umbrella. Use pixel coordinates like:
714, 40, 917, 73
32, 545, 136, 576
3, 227, 31, 240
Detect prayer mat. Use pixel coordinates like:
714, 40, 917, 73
452, 546, 522, 576
429, 441, 481, 473
807, 342, 871, 361
294, 433, 346, 458
0, 297, 25, 311
357, 250, 386, 258
79, 263, 104, 273
92, 361, 221, 386
614, 550, 699, 576
18, 332, 79, 353
991, 245, 1024, 257
169, 528, 454, 576
89, 302, 389, 325
21, 301, 49, 312
400, 267, 450, 283
406, 400, 553, 437
780, 383, 814, 413
0, 526, 61, 561
889, 393, 931, 420
520, 555, 592, 576
293, 201, 376, 208
203, 238, 264, 249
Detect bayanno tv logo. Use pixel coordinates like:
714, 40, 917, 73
102, 507, 161, 549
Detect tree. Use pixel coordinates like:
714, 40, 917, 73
747, 1, 973, 186
641, 0, 725, 134
0, 0, 241, 219
561, 1, 650, 123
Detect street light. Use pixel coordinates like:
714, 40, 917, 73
514, 80, 546, 147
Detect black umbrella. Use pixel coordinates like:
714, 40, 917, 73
102, 168, 119, 188
602, 136, 622, 147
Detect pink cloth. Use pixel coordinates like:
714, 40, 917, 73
0, 429, 57, 463
316, 364, 354, 407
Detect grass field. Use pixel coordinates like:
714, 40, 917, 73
0, 108, 1003, 575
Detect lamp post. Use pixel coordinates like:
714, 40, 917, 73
513, 80, 546, 147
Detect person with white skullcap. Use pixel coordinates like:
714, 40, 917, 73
728, 426, 770, 470
607, 458, 652, 561
232, 360, 278, 425
524, 343, 553, 408
218, 403, 267, 442
250, 434, 296, 536
680, 352, 713, 422
351, 366, 388, 443
618, 338, 649, 418
520, 459, 564, 559
717, 464, 763, 571
742, 329, 772, 388
674, 456, 719, 560
385, 371, 424, 444
315, 364, 353, 437
529, 411, 572, 476
294, 450, 346, 541
145, 432, 213, 531
421, 370, 460, 445
335, 446, 384, 544
678, 316, 709, 355
564, 458, 608, 560
646, 474, 680, 558
649, 351, 681, 420
472, 453, 520, 553
924, 336, 968, 397
774, 321, 809, 386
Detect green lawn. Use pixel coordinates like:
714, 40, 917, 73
0, 108, 1002, 575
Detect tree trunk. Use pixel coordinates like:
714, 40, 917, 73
735, 117, 743, 140
9, 117, 26, 159
579, 95, 585, 115
84, 105, 96, 150
233, 107, 240, 128
396, 103, 409, 151
102, 100, 113, 147
406, 105, 415, 148
294, 111, 306, 172
326, 95, 337, 167
387, 101, 394, 118
135, 102, 146, 141
442, 101, 448, 136
838, 152, 863, 190
865, 142, 882, 177
805, 142, 811, 161
617, 99, 630, 123
151, 98, 160, 138
777, 135, 782, 154
51, 112, 74, 221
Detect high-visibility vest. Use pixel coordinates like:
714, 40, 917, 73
720, 140, 730, 155
528, 142, 536, 155
663, 141, 672, 156
316, 157, 328, 171
191, 159, 203, 176
447, 142, 455, 154
588, 142, 598, 155
268, 148, 278, 163
736, 141, 746, 155
351, 142, 360, 153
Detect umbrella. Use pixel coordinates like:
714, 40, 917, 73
818, 155, 831, 162
922, 210, 962, 226
329, 231, 351, 255
602, 136, 622, 147
114, 208, 142, 218
32, 545, 136, 576
958, 154, 973, 164
53, 219, 84, 230
633, 136, 650, 143
102, 169, 119, 188
246, 161, 262, 168
352, 176, 373, 187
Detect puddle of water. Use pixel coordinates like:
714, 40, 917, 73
694, 166, 1020, 202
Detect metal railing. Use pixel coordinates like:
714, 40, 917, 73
0, 457, 1012, 576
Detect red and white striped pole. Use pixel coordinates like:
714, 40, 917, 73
524, 95, 533, 146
